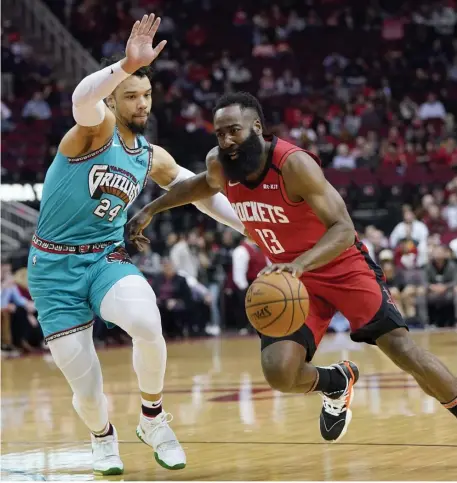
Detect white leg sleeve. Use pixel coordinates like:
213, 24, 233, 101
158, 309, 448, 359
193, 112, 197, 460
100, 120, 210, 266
100, 275, 167, 395
47, 326, 109, 433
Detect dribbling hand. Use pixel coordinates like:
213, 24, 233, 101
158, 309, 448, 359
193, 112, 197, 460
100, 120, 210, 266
258, 262, 305, 278
124, 14, 167, 71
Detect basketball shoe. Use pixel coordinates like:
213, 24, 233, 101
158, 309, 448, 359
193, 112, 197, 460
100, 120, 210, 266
91, 425, 124, 475
319, 360, 359, 442
136, 411, 186, 470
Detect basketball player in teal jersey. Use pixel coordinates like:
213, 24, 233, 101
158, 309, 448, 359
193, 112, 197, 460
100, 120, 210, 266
27, 14, 245, 475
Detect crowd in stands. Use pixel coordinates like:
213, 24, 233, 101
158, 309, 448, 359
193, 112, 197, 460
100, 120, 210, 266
2, 0, 457, 357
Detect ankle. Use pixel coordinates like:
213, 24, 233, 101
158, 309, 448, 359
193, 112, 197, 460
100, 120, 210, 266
92, 422, 113, 438
313, 366, 347, 396
442, 395, 457, 418
141, 396, 163, 418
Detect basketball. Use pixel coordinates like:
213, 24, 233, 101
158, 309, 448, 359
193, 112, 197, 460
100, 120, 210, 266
245, 272, 309, 337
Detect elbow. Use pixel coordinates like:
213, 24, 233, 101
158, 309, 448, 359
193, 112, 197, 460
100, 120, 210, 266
331, 220, 355, 248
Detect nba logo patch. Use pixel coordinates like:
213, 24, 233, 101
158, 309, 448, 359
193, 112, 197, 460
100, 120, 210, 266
32, 255, 37, 266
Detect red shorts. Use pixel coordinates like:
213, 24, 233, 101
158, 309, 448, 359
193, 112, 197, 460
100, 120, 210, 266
260, 242, 407, 361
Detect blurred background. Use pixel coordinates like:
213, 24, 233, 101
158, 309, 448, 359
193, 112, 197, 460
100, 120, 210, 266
1, 0, 456, 358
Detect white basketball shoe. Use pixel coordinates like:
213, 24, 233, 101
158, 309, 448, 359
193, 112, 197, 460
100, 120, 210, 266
136, 411, 186, 470
91, 425, 124, 475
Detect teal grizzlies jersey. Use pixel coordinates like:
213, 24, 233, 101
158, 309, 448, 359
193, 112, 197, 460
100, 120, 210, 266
36, 129, 152, 244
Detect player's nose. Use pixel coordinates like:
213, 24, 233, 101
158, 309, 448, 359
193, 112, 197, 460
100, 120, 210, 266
220, 134, 235, 150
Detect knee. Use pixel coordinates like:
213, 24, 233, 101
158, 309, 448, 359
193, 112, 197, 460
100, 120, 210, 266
125, 302, 162, 342
261, 342, 310, 393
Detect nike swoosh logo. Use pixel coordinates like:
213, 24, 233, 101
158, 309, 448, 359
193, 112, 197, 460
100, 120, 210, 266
228, 181, 240, 186
112, 143, 121, 147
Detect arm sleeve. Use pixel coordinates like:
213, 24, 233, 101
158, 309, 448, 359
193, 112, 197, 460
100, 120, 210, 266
162, 166, 245, 235
232, 245, 250, 290
72, 61, 130, 127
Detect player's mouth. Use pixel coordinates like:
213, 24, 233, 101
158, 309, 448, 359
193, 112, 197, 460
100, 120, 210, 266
228, 150, 239, 159
134, 115, 148, 121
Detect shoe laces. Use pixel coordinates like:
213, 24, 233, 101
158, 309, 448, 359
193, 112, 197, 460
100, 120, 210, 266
142, 412, 181, 450
321, 385, 350, 417
92, 436, 117, 458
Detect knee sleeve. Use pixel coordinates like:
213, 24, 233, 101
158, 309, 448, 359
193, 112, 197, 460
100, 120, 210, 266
100, 275, 162, 342
100, 275, 167, 394
47, 327, 108, 433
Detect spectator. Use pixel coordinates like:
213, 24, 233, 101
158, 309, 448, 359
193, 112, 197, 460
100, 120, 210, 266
424, 245, 457, 327
276, 69, 301, 96
170, 231, 200, 279
333, 143, 356, 170
21, 91, 52, 120
389, 208, 429, 261
101, 33, 124, 59
381, 259, 421, 323
418, 93, 446, 121
1, 100, 15, 132
151, 258, 194, 338
443, 193, 457, 230
422, 204, 449, 235
398, 96, 418, 122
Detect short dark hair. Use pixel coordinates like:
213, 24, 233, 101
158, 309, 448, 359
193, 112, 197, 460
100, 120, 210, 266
100, 52, 153, 80
213, 91, 266, 130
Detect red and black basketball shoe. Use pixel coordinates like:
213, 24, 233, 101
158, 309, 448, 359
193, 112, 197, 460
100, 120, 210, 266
319, 360, 359, 442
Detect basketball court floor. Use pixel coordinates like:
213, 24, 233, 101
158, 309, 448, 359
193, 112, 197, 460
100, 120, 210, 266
1, 329, 456, 481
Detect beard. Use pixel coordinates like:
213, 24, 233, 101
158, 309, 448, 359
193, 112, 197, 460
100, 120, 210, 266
218, 129, 264, 183
126, 118, 148, 135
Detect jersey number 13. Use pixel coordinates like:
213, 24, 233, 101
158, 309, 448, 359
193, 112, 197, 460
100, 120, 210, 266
254, 228, 285, 255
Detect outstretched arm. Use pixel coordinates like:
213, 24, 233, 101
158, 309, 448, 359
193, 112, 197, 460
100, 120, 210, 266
128, 146, 244, 250
59, 14, 166, 158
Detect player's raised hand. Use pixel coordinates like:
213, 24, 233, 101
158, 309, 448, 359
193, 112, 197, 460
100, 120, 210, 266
124, 14, 166, 71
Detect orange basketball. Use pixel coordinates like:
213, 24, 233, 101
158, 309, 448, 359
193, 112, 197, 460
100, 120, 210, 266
245, 272, 309, 337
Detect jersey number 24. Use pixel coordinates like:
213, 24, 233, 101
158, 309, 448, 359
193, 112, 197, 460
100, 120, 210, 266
93, 199, 122, 222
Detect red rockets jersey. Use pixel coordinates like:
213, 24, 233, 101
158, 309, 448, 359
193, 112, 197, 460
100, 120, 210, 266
225, 136, 357, 269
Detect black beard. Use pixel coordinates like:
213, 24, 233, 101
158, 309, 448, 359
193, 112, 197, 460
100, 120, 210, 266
218, 129, 263, 183
127, 119, 148, 135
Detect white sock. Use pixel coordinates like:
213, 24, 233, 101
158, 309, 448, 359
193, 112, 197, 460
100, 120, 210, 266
141, 397, 162, 408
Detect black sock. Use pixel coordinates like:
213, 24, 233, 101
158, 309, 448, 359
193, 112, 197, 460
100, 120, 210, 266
93, 422, 113, 438
442, 396, 457, 418
142, 403, 162, 418
314, 367, 347, 396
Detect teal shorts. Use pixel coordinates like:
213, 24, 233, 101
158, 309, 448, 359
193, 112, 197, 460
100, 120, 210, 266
27, 244, 144, 341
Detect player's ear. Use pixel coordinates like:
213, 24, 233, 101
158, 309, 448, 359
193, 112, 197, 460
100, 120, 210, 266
253, 119, 262, 136
106, 94, 115, 111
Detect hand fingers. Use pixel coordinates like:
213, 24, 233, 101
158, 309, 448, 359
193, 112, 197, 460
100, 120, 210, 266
153, 39, 167, 58
129, 20, 140, 38
137, 14, 149, 35
144, 13, 156, 33
148, 16, 161, 37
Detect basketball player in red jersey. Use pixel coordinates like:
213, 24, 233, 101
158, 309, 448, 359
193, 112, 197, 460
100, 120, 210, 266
129, 92, 457, 442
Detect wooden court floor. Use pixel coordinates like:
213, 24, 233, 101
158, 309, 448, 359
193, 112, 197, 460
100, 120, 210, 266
1, 330, 456, 481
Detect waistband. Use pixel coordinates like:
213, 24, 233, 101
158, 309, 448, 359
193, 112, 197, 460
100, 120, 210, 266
32, 233, 117, 255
